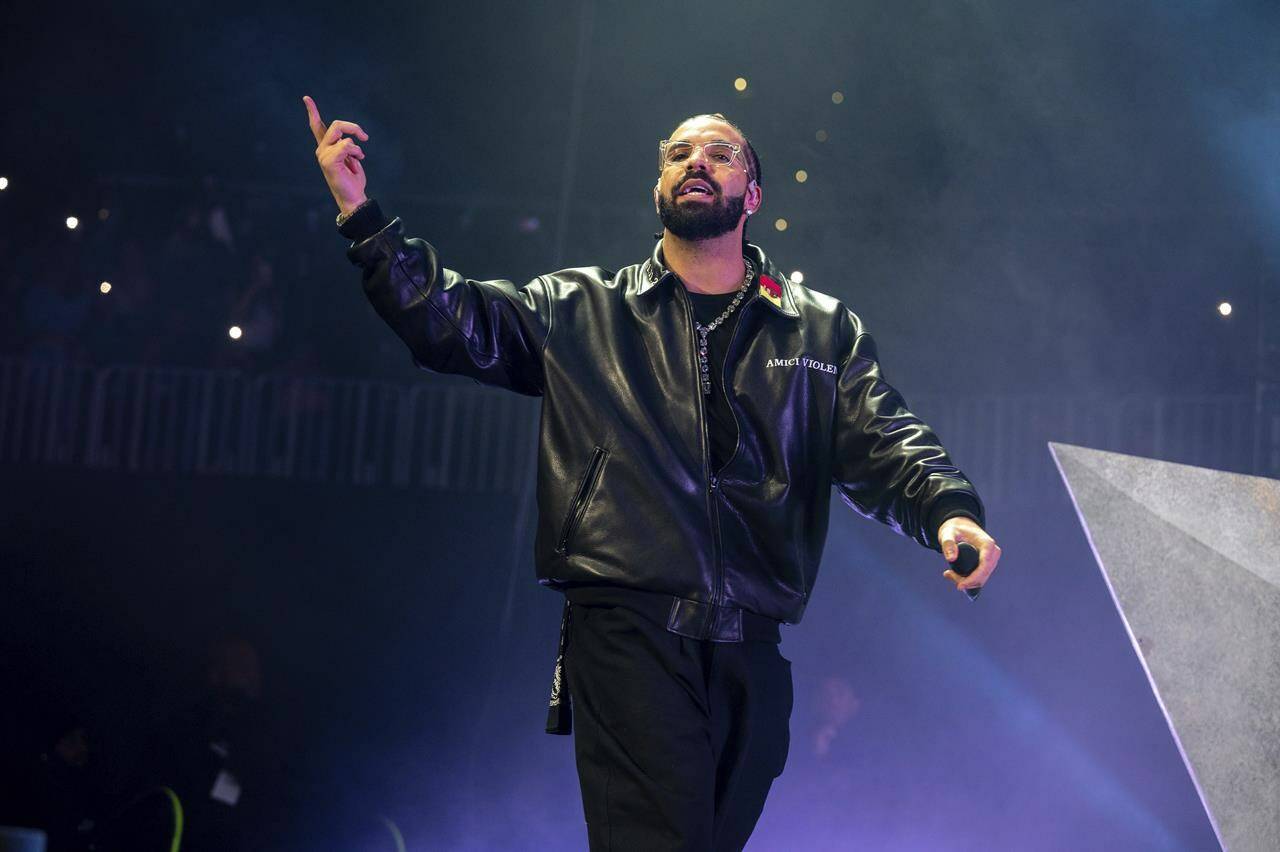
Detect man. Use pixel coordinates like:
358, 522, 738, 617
303, 96, 1002, 851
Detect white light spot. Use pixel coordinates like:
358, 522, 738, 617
794, 169, 808, 183
789, 270, 804, 284
99, 281, 111, 294
815, 130, 828, 142
65, 216, 79, 230
1218, 302, 1232, 317
0, 176, 8, 190
831, 91, 845, 104
229, 325, 243, 340
734, 77, 748, 92
774, 218, 788, 232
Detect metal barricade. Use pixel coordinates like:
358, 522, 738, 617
0, 357, 1272, 498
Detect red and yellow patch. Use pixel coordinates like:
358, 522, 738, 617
759, 274, 783, 308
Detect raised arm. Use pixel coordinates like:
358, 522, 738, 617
303, 95, 551, 395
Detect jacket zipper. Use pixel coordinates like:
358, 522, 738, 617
554, 445, 608, 555
676, 285, 725, 639
710, 299, 751, 607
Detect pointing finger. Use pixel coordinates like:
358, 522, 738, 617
302, 95, 326, 145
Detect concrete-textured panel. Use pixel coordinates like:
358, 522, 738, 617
1050, 442, 1280, 852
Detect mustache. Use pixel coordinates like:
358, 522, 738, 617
674, 174, 721, 195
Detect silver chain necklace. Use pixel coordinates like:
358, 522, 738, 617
694, 258, 755, 396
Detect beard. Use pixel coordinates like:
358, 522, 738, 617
657, 184, 746, 241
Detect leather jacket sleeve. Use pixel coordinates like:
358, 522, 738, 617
832, 327, 986, 552
345, 215, 553, 396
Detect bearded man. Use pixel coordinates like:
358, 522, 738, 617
305, 98, 1002, 851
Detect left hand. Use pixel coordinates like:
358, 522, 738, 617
938, 516, 1002, 593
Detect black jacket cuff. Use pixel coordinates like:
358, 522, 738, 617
338, 199, 391, 243
927, 493, 984, 550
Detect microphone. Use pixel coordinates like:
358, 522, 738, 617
951, 542, 982, 602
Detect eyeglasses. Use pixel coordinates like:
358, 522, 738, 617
658, 139, 746, 171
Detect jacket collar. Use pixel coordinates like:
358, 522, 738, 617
638, 238, 800, 318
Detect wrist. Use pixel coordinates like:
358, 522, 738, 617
337, 196, 371, 223
336, 198, 390, 243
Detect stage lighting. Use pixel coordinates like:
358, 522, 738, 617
734, 77, 748, 92
774, 218, 788, 232
0, 177, 8, 190
789, 271, 804, 284
794, 169, 808, 183
99, 281, 111, 294
831, 91, 845, 104
815, 130, 828, 143
229, 326, 243, 340
98, 208, 110, 221
1218, 302, 1232, 317
65, 216, 79, 230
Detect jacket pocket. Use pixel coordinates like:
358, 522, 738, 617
555, 446, 609, 556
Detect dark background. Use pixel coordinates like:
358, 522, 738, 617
2, 0, 1276, 848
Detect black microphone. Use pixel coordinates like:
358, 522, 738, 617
950, 542, 982, 602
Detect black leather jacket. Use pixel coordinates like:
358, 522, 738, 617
344, 205, 985, 635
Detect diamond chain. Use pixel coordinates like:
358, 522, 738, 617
695, 258, 755, 396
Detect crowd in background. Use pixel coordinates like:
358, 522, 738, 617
0, 633, 420, 852
2, 636, 284, 850
0, 181, 344, 376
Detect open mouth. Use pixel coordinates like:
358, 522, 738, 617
678, 179, 715, 197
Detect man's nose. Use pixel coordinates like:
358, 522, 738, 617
684, 146, 711, 171
684, 160, 712, 179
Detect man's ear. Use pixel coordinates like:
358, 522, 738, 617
745, 180, 762, 216
653, 183, 661, 215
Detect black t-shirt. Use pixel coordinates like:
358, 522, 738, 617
685, 286, 755, 473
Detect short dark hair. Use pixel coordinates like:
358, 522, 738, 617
675, 113, 763, 186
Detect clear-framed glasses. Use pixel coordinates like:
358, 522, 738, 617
658, 139, 745, 171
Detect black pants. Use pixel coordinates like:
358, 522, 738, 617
565, 600, 794, 851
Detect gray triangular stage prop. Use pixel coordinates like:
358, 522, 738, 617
1050, 442, 1280, 852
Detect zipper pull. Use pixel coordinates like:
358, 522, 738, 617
709, 475, 719, 493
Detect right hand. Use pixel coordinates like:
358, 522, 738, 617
303, 94, 369, 216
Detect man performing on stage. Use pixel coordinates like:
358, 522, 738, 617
304, 95, 1002, 851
